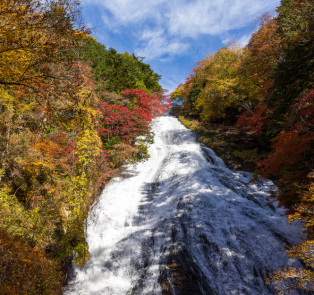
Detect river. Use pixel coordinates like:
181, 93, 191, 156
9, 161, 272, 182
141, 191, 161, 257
66, 113, 305, 295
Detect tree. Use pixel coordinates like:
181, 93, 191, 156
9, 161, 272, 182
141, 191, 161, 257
0, 1, 166, 292
196, 43, 260, 121
0, 0, 87, 91
247, 13, 282, 92
276, 0, 314, 44
81, 37, 162, 93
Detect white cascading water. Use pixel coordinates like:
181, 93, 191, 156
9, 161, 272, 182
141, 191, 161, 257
65, 114, 305, 295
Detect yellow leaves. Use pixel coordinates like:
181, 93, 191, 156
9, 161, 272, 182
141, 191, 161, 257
288, 211, 302, 224
0, 24, 38, 85
192, 42, 261, 120
65, 92, 102, 266
74, 30, 89, 38
15, 101, 37, 115
76, 129, 101, 158
73, 240, 90, 266
171, 84, 185, 101
268, 266, 314, 294
0, 0, 101, 291
268, 178, 314, 292
0, 87, 14, 104
0, 0, 90, 124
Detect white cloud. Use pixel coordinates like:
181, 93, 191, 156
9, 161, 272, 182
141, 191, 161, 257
135, 29, 189, 60
160, 74, 187, 94
84, 0, 164, 25
82, 0, 279, 59
221, 33, 232, 45
238, 33, 252, 46
221, 32, 252, 46
85, 0, 278, 36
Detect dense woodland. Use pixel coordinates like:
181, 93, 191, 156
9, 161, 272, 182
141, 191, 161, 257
2, 0, 314, 294
171, 0, 314, 292
0, 0, 170, 293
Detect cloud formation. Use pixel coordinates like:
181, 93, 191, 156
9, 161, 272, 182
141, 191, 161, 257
82, 0, 279, 60
238, 33, 253, 46
135, 29, 189, 60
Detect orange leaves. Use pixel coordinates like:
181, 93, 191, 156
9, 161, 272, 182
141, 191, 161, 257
247, 13, 282, 87
31, 134, 73, 170
0, 229, 62, 294
0, 1, 166, 291
31, 136, 60, 169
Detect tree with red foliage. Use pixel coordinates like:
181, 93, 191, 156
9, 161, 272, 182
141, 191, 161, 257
96, 88, 171, 167
257, 90, 314, 207
236, 104, 269, 134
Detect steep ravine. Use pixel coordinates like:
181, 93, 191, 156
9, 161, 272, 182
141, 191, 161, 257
65, 114, 306, 295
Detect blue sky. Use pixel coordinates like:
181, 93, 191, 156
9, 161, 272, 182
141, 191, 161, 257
80, 0, 280, 93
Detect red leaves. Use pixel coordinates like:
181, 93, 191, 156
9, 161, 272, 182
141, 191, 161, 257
97, 101, 141, 140
293, 90, 314, 122
257, 129, 314, 185
259, 91, 314, 183
101, 149, 111, 157
95, 89, 171, 186
236, 104, 269, 134
96, 89, 171, 143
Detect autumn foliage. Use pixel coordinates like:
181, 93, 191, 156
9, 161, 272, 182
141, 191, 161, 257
0, 0, 169, 292
171, 0, 314, 292
0, 229, 61, 294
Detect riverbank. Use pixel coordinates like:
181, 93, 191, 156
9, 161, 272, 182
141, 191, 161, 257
173, 113, 263, 173
65, 114, 303, 295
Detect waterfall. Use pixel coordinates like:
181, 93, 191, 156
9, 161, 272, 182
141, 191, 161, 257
65, 114, 304, 295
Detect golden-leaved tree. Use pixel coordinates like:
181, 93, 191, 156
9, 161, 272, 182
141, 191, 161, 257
0, 0, 103, 293
195, 42, 261, 121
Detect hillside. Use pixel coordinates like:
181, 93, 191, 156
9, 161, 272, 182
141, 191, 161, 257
0, 1, 169, 293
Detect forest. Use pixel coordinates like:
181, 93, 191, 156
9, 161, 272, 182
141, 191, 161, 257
171, 0, 314, 292
0, 0, 170, 293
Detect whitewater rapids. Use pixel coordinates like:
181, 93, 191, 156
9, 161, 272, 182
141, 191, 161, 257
66, 114, 305, 295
